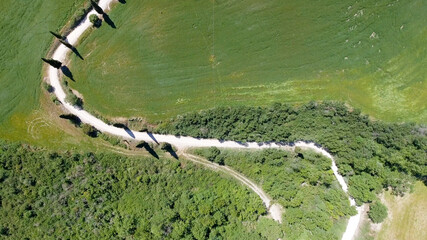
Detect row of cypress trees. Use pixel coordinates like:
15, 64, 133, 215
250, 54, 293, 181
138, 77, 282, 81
42, 0, 103, 68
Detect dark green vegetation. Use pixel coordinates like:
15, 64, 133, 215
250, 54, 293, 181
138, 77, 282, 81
0, 140, 285, 239
195, 148, 355, 240
89, 14, 102, 27
41, 58, 62, 69
368, 202, 388, 223
159, 102, 427, 205
377, 181, 427, 240
70, 0, 426, 123
206, 147, 225, 165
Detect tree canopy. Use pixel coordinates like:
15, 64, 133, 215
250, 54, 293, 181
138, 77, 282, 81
159, 101, 426, 204
0, 140, 280, 239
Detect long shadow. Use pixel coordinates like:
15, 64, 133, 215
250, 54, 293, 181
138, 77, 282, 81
112, 123, 135, 138
59, 114, 81, 126
236, 141, 249, 147
124, 127, 135, 139
61, 66, 74, 81
143, 144, 159, 159
103, 13, 116, 29
147, 132, 159, 145
167, 149, 179, 160
71, 47, 84, 60
59, 38, 83, 60
113, 123, 127, 128
118, 0, 126, 3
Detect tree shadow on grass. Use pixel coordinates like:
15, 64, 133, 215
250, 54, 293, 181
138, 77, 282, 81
59, 39, 84, 60
71, 47, 84, 60
103, 13, 116, 29
112, 123, 135, 139
61, 66, 74, 81
59, 114, 81, 127
166, 149, 179, 160
118, 0, 126, 4
136, 142, 159, 159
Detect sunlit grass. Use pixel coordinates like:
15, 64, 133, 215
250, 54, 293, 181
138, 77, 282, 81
377, 182, 427, 240
69, 0, 426, 123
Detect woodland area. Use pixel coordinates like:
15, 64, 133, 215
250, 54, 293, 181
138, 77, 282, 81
195, 147, 356, 240
0, 141, 281, 239
159, 102, 427, 205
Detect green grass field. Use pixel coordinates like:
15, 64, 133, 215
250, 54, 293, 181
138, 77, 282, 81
69, 0, 426, 123
0, 0, 90, 146
376, 182, 427, 240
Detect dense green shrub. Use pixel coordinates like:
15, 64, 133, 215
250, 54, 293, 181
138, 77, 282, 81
81, 123, 97, 137
64, 90, 82, 107
195, 148, 357, 239
42, 82, 53, 92
368, 202, 388, 223
205, 147, 225, 165
0, 140, 276, 239
160, 142, 172, 151
50, 94, 60, 105
89, 14, 101, 27
159, 102, 427, 204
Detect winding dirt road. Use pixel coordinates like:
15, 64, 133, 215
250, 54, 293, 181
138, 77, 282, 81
46, 0, 362, 239
183, 152, 284, 223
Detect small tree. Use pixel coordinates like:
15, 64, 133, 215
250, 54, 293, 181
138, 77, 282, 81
91, 0, 104, 14
82, 123, 98, 137
89, 14, 102, 27
49, 31, 65, 40
214, 155, 225, 165
206, 147, 220, 162
294, 146, 304, 158
59, 114, 81, 126
65, 92, 83, 107
136, 140, 146, 148
160, 142, 172, 152
0, 226, 9, 236
368, 202, 388, 223
41, 58, 62, 69
206, 147, 225, 165
50, 95, 60, 105
42, 82, 53, 92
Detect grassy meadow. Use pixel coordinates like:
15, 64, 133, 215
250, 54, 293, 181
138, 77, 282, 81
376, 182, 427, 240
0, 0, 91, 147
69, 0, 426, 123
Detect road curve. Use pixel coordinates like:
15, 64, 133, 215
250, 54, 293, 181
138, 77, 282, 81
183, 152, 283, 223
46, 0, 362, 239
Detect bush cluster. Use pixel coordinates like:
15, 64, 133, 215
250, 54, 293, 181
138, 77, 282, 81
159, 101, 426, 205
0, 141, 278, 239
368, 202, 388, 223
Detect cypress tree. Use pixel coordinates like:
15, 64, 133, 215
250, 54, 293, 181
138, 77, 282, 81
91, 0, 104, 14
49, 31, 64, 40
41, 58, 62, 69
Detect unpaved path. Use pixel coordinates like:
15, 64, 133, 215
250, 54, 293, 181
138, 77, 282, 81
183, 152, 283, 223
46, 0, 362, 239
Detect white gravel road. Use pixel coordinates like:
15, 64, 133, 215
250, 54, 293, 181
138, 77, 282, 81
46, 0, 362, 238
